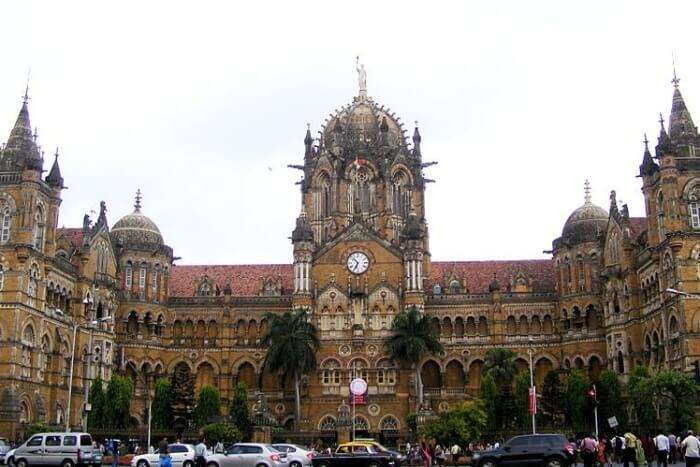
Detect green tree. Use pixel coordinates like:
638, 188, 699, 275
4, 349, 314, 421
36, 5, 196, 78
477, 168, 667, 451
513, 370, 531, 430
595, 370, 626, 430
202, 423, 241, 445
386, 306, 444, 409
541, 370, 564, 426
104, 375, 134, 429
627, 364, 656, 433
194, 385, 221, 428
151, 378, 174, 430
652, 370, 697, 432
483, 348, 517, 430
260, 309, 320, 429
87, 377, 106, 429
405, 412, 417, 434
229, 382, 251, 438
419, 401, 487, 446
24, 422, 49, 439
479, 373, 498, 431
564, 369, 588, 433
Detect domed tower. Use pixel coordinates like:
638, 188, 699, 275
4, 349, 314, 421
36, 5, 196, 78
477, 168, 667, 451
111, 191, 173, 342
552, 181, 607, 343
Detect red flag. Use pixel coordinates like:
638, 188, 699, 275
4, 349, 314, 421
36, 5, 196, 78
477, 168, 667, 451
528, 386, 537, 414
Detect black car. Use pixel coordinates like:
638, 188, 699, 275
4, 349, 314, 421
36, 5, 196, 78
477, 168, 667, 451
471, 434, 575, 467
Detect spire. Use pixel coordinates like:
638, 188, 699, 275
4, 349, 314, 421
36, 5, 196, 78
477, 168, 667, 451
46, 148, 64, 188
412, 121, 422, 156
304, 123, 313, 158
3, 90, 42, 171
134, 189, 142, 212
583, 179, 592, 204
640, 133, 659, 176
668, 66, 698, 141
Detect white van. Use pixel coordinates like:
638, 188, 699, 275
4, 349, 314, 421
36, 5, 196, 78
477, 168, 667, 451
13, 433, 97, 467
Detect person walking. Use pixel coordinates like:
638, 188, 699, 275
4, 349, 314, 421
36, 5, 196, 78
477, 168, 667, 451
596, 435, 607, 467
580, 433, 598, 467
624, 432, 639, 467
615, 435, 626, 464
194, 437, 207, 467
111, 440, 120, 467
420, 441, 432, 467
642, 434, 656, 465
655, 431, 670, 467
681, 431, 700, 467
670, 434, 678, 464
450, 443, 461, 467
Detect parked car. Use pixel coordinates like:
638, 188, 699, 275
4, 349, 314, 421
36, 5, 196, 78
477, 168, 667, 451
3, 448, 16, 467
206, 443, 287, 467
0, 440, 12, 465
130, 444, 195, 467
311, 441, 403, 467
470, 434, 575, 467
13, 432, 98, 467
271, 444, 314, 467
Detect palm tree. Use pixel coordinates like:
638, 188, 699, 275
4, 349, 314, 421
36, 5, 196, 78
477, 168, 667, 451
385, 306, 444, 410
260, 309, 319, 429
483, 348, 517, 386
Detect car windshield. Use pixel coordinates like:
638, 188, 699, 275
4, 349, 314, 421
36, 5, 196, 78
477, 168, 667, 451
0, 440, 8, 447
266, 446, 280, 453
371, 443, 388, 452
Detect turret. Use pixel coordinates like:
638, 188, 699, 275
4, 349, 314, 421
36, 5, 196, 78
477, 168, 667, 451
1, 92, 43, 172
46, 149, 65, 189
639, 134, 658, 177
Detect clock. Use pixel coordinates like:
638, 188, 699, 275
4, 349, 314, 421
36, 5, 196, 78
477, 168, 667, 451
347, 251, 369, 274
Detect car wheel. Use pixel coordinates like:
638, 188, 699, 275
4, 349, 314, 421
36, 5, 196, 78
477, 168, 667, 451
61, 459, 74, 467
545, 457, 563, 467
183, 461, 194, 467
15, 459, 27, 467
207, 463, 219, 467
479, 459, 497, 467
290, 462, 302, 467
317, 463, 330, 467
137, 460, 149, 467
368, 462, 380, 467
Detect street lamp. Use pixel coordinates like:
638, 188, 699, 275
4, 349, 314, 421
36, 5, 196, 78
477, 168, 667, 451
83, 294, 111, 431
527, 336, 536, 435
128, 361, 154, 450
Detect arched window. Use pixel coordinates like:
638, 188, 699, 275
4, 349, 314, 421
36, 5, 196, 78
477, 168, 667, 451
96, 244, 108, 274
0, 204, 11, 244
449, 280, 461, 294
657, 191, 665, 242
33, 205, 45, 252
0, 264, 4, 291
379, 416, 400, 431
125, 261, 133, 289
376, 359, 396, 385
688, 185, 700, 228
349, 358, 368, 382
139, 263, 147, 291
321, 359, 341, 386
152, 265, 159, 300
28, 264, 39, 307
392, 170, 411, 218
319, 416, 337, 431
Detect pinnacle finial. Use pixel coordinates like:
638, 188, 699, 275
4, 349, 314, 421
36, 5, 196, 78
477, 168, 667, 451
54, 147, 59, 159
23, 69, 30, 105
134, 189, 142, 212
643, 133, 649, 149
659, 113, 666, 131
584, 179, 591, 204
672, 54, 680, 88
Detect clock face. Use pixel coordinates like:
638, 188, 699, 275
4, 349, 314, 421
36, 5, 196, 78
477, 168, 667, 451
347, 252, 370, 274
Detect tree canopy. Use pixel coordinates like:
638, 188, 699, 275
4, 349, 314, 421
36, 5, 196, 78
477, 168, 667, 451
194, 385, 221, 428
151, 377, 174, 430
104, 375, 134, 429
87, 377, 106, 430
229, 382, 251, 439
419, 401, 487, 445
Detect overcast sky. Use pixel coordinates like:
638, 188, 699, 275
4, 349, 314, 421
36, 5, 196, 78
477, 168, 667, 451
1, 1, 698, 265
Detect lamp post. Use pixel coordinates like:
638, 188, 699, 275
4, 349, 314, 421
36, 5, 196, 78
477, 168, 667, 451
127, 361, 154, 450
65, 322, 79, 432
527, 337, 536, 434
82, 295, 111, 431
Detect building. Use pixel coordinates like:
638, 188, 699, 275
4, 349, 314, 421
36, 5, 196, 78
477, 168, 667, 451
0, 70, 697, 441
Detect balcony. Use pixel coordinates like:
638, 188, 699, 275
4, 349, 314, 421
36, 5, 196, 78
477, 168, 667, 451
94, 272, 118, 289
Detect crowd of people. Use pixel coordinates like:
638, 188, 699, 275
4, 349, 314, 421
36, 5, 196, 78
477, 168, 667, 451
575, 430, 700, 467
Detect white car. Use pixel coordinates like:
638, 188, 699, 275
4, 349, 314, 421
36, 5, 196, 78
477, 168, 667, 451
131, 444, 196, 467
271, 444, 313, 467
3, 448, 16, 467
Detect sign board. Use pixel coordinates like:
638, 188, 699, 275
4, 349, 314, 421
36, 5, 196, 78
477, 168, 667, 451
528, 386, 537, 415
608, 416, 619, 428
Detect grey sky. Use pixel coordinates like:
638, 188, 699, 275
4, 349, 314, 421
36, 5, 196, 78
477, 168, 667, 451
1, 0, 698, 265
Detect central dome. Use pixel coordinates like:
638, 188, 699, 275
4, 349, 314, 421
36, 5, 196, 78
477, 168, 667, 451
111, 192, 163, 246
321, 96, 408, 150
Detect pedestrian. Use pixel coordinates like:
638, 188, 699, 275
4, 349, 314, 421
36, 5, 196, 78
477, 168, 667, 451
624, 432, 639, 467
111, 439, 120, 467
434, 444, 445, 467
635, 436, 648, 466
670, 434, 678, 464
420, 441, 431, 467
642, 434, 656, 465
579, 433, 598, 467
158, 438, 169, 457
681, 431, 700, 467
615, 435, 626, 464
596, 435, 607, 467
450, 443, 461, 467
194, 437, 207, 467
655, 431, 670, 467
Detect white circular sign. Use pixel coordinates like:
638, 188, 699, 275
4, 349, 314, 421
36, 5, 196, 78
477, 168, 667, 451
350, 378, 367, 395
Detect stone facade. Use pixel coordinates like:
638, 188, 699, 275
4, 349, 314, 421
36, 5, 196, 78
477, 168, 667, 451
0, 77, 698, 441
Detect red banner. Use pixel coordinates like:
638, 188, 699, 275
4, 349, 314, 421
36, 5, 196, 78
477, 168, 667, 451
349, 391, 367, 405
528, 386, 537, 414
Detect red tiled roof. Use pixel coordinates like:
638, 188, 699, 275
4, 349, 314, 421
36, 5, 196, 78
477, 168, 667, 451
629, 217, 648, 237
168, 259, 556, 297
56, 228, 84, 249
429, 259, 556, 294
169, 264, 294, 297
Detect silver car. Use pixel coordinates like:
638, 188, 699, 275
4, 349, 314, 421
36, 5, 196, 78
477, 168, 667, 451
206, 443, 287, 467
14, 432, 96, 467
271, 445, 313, 467
131, 444, 195, 467
0, 440, 11, 465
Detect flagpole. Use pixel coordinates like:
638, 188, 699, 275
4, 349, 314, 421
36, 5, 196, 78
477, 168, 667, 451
352, 362, 356, 441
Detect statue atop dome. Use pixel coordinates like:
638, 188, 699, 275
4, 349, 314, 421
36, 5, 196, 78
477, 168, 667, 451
356, 56, 367, 97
